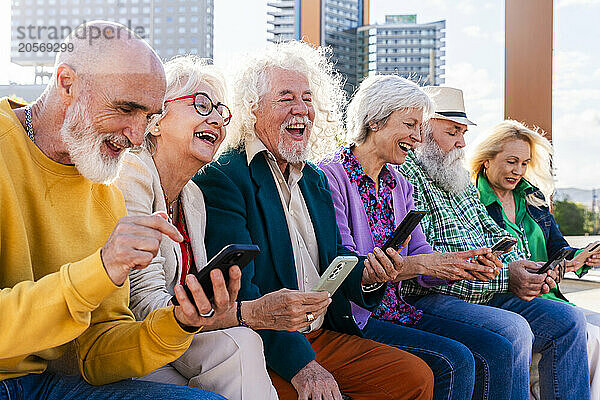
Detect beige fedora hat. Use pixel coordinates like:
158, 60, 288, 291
422, 86, 476, 126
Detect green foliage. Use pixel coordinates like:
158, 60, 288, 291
554, 199, 594, 235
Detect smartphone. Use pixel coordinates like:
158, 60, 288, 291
172, 244, 260, 305
491, 237, 518, 257
381, 210, 426, 251
313, 256, 359, 295
537, 247, 572, 274
572, 241, 600, 264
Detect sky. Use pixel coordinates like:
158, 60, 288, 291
1, 0, 599, 189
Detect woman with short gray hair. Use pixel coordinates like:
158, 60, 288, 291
320, 74, 503, 399
346, 74, 433, 146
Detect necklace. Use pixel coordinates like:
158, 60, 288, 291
165, 194, 179, 222
156, 163, 180, 222
161, 182, 179, 222
24, 106, 35, 143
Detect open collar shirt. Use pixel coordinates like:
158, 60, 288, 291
398, 151, 524, 304
246, 136, 323, 331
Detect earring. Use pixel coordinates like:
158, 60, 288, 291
151, 125, 160, 136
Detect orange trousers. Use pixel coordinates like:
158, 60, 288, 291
268, 329, 433, 400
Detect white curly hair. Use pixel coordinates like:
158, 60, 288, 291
222, 40, 347, 162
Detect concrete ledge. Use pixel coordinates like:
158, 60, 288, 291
566, 288, 600, 314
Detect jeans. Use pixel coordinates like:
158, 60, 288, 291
408, 293, 590, 400
488, 293, 590, 400
362, 317, 475, 400
0, 371, 225, 400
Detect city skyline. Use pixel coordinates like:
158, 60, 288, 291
357, 15, 446, 86
10, 0, 214, 69
266, 0, 368, 94
1, 0, 599, 189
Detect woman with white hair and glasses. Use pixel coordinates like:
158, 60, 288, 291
470, 119, 600, 398
116, 55, 321, 400
319, 74, 517, 400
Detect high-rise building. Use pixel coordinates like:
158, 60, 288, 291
357, 15, 445, 86
267, 0, 369, 94
11, 0, 213, 82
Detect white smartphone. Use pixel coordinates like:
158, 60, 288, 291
313, 256, 359, 295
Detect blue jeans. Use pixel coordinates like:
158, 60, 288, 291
0, 371, 225, 400
488, 293, 590, 400
408, 293, 590, 400
362, 317, 475, 400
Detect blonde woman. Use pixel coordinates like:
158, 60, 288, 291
470, 119, 600, 398
116, 55, 321, 400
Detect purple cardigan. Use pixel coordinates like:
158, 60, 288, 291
320, 156, 448, 328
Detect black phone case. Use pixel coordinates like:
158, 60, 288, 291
382, 210, 426, 251
537, 247, 571, 274
491, 237, 518, 254
172, 244, 260, 305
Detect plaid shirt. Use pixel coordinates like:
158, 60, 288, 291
398, 152, 524, 304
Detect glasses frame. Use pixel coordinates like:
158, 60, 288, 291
164, 92, 231, 126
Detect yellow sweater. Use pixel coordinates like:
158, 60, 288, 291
0, 98, 195, 385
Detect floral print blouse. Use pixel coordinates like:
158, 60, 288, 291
341, 146, 422, 325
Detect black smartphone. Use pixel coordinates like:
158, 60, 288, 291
172, 244, 260, 306
537, 247, 572, 274
381, 210, 426, 251
491, 237, 518, 256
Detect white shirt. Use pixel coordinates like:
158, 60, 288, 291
245, 136, 323, 332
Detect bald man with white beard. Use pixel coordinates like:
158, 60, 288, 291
0, 22, 230, 400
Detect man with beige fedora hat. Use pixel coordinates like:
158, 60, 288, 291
397, 86, 591, 400
425, 86, 476, 126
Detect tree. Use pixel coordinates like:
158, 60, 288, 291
554, 200, 589, 235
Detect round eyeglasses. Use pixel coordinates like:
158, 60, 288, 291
164, 92, 231, 126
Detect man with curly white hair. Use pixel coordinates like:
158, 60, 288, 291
194, 41, 434, 400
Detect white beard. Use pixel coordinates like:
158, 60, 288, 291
415, 138, 471, 195
278, 138, 309, 164
60, 97, 129, 184
277, 116, 312, 164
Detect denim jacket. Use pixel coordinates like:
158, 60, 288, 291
484, 181, 582, 272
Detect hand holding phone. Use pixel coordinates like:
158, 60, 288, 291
172, 244, 260, 306
313, 256, 359, 295
491, 237, 518, 257
572, 241, 600, 265
382, 210, 426, 251
172, 268, 240, 328
537, 248, 572, 275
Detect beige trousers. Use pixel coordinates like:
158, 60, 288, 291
585, 313, 600, 400
136, 327, 278, 400
530, 309, 600, 400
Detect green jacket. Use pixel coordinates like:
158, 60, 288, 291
193, 148, 384, 382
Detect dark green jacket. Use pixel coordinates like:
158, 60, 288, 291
193, 148, 384, 382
